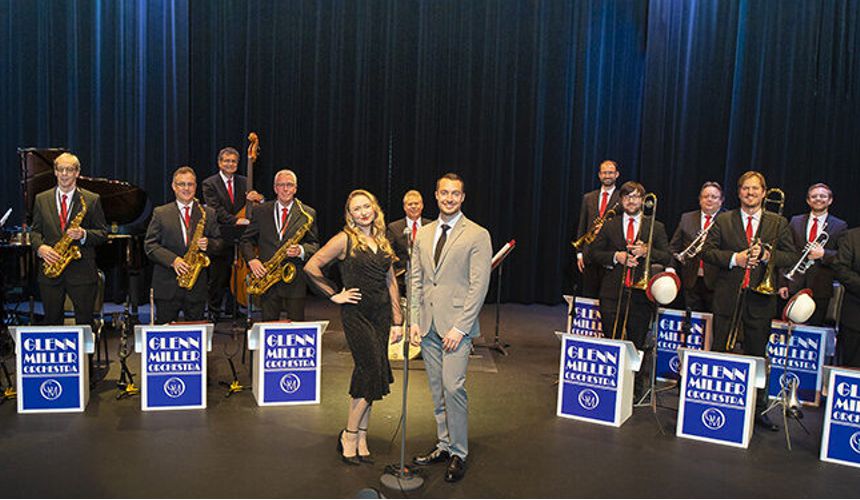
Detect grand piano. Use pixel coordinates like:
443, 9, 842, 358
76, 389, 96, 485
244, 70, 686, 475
13, 148, 152, 308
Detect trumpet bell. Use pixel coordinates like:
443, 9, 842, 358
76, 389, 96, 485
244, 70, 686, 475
783, 289, 816, 324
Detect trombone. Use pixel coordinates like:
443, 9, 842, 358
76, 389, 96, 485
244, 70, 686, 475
611, 193, 657, 340
725, 188, 785, 351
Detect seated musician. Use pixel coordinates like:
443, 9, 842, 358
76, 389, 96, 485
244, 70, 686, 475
240, 169, 320, 321
144, 166, 222, 324
31, 152, 108, 326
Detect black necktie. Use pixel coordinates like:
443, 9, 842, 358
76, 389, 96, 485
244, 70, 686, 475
434, 224, 450, 266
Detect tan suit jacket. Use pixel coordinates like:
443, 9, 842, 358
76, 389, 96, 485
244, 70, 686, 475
409, 214, 492, 338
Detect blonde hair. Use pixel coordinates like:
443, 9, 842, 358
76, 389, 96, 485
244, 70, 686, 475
343, 189, 395, 258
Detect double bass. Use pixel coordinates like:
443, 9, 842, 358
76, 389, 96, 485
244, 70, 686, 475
230, 132, 260, 307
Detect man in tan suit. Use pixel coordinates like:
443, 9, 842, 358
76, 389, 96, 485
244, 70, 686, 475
409, 173, 492, 483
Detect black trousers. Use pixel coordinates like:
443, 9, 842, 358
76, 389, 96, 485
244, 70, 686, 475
684, 278, 714, 314
40, 279, 96, 326
580, 263, 607, 300
599, 289, 654, 351
155, 289, 206, 324
838, 325, 860, 368
260, 291, 306, 322
207, 252, 234, 316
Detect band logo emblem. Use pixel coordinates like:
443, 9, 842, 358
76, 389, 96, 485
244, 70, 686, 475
578, 389, 600, 410
280, 373, 301, 394
701, 408, 726, 431
39, 379, 63, 401
163, 377, 186, 398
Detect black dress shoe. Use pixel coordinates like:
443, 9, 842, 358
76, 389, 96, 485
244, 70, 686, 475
755, 413, 779, 432
413, 447, 450, 466
444, 455, 466, 483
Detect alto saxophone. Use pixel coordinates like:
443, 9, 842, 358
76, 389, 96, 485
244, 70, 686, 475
247, 199, 314, 295
43, 194, 88, 278
571, 202, 619, 250
177, 201, 211, 290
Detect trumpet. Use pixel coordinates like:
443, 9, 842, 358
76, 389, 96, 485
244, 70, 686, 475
784, 224, 829, 281
611, 193, 657, 340
674, 224, 712, 264
572, 202, 619, 250
750, 188, 786, 295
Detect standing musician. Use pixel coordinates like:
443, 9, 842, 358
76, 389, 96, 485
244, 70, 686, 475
777, 183, 847, 326
31, 152, 108, 326
587, 181, 671, 396
669, 181, 725, 312
575, 160, 621, 298
386, 189, 431, 292
201, 147, 264, 320
833, 227, 860, 367
701, 171, 797, 431
241, 169, 320, 322
145, 166, 222, 324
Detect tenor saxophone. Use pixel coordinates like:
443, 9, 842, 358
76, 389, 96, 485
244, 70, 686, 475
43, 194, 88, 278
246, 200, 314, 295
177, 201, 211, 290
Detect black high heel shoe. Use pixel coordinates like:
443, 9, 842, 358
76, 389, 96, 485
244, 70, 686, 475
357, 427, 374, 464
337, 429, 361, 465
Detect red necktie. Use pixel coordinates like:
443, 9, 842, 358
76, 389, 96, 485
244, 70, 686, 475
808, 217, 818, 242
625, 217, 635, 287
743, 215, 753, 288
183, 206, 191, 245
227, 178, 234, 204
60, 194, 68, 232
280, 207, 289, 237
411, 220, 418, 244
599, 191, 609, 217
699, 214, 712, 272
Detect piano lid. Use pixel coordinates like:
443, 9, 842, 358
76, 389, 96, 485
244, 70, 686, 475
18, 148, 151, 233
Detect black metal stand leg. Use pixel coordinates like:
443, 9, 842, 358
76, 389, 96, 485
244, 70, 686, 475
491, 263, 509, 356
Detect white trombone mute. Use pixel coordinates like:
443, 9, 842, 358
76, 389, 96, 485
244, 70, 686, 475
646, 270, 681, 305
782, 288, 816, 324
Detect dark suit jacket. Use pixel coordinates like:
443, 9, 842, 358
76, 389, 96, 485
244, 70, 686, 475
587, 214, 671, 301
669, 210, 722, 289
834, 228, 860, 330
386, 217, 431, 281
144, 201, 223, 301
701, 209, 798, 318
778, 213, 847, 299
202, 173, 250, 255
575, 188, 621, 256
240, 199, 320, 298
30, 187, 108, 285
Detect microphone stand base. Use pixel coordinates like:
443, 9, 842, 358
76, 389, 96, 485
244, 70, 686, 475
380, 468, 424, 492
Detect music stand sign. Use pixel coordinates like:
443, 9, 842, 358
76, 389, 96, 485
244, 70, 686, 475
655, 308, 712, 381
820, 367, 860, 468
248, 321, 328, 406
564, 296, 603, 338
556, 333, 642, 427
134, 324, 213, 411
11, 325, 94, 413
676, 349, 766, 448
766, 321, 830, 406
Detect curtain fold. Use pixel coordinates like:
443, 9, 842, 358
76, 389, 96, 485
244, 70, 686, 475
1, 0, 858, 303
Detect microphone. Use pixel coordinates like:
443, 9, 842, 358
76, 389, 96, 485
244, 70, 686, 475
403, 225, 413, 247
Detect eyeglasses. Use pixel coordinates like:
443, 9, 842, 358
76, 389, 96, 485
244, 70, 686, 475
55, 167, 79, 174
174, 182, 196, 188
275, 182, 296, 188
622, 193, 642, 200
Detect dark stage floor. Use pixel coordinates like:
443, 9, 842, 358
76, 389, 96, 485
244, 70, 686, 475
1, 299, 859, 498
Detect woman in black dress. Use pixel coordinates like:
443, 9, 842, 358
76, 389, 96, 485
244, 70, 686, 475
304, 189, 403, 465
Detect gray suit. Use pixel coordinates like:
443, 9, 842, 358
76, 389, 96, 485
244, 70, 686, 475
409, 214, 492, 460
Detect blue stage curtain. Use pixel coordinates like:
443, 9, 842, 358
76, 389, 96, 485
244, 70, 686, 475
1, 0, 858, 304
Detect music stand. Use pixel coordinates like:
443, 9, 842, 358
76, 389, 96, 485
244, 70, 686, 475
762, 290, 815, 450
489, 240, 516, 356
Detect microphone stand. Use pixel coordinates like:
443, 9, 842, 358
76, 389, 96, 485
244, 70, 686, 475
220, 238, 251, 397
761, 320, 810, 450
381, 227, 423, 492
116, 293, 140, 400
